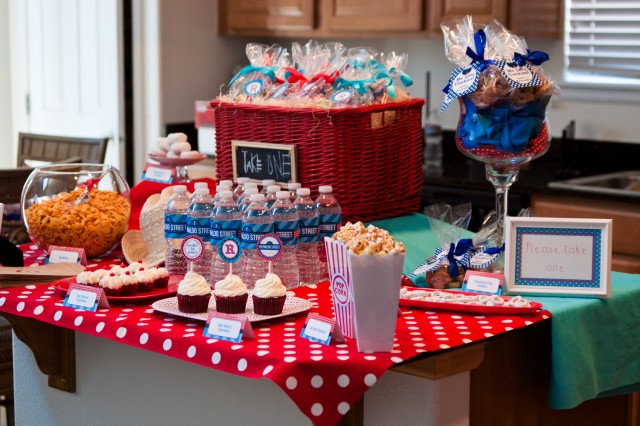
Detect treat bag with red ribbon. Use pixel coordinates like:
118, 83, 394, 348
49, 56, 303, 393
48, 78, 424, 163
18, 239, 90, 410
439, 16, 559, 153
285, 40, 347, 101
227, 43, 285, 101
324, 236, 405, 353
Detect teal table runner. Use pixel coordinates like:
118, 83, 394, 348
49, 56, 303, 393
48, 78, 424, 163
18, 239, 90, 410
371, 213, 640, 410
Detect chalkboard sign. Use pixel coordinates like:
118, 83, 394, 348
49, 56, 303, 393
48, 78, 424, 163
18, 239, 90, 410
231, 140, 297, 184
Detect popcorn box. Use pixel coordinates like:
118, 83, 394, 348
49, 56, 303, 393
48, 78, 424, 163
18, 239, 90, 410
324, 237, 405, 353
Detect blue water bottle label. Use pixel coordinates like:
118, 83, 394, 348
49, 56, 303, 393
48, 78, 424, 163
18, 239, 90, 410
210, 219, 241, 244
273, 220, 300, 247
240, 223, 274, 249
299, 217, 320, 243
319, 214, 341, 238
164, 214, 187, 238
187, 217, 211, 242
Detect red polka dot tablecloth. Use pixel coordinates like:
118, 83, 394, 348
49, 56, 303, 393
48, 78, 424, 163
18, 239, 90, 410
0, 246, 550, 425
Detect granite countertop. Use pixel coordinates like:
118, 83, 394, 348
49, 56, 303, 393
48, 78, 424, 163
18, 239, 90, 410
423, 131, 640, 203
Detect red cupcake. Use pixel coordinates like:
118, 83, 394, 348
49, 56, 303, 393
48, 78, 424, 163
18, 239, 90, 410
177, 272, 211, 313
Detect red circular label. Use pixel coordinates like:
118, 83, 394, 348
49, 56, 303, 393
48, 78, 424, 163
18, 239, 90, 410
181, 235, 204, 261
331, 274, 349, 305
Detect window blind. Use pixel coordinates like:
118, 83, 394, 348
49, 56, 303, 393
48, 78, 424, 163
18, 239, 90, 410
565, 0, 640, 78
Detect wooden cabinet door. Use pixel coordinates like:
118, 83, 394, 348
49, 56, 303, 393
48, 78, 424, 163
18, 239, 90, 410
220, 0, 315, 35
509, 0, 563, 39
324, 0, 423, 32
428, 0, 507, 37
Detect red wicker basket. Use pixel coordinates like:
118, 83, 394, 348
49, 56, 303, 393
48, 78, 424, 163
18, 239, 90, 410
211, 99, 425, 223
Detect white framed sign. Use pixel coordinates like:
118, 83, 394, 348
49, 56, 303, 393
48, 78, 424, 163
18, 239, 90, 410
504, 217, 612, 298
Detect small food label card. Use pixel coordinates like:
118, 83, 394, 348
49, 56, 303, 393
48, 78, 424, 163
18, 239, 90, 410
300, 313, 345, 345
46, 246, 87, 266
203, 312, 254, 342
63, 283, 109, 311
461, 270, 504, 295
141, 163, 175, 184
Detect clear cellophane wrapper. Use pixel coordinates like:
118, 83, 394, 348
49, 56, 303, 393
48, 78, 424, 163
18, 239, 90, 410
219, 40, 413, 109
441, 16, 559, 110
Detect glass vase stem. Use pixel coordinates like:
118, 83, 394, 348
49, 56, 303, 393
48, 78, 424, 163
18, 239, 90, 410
485, 165, 520, 247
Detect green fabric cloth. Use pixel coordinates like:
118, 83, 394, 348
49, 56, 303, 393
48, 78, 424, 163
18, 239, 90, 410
371, 213, 640, 410
529, 274, 640, 409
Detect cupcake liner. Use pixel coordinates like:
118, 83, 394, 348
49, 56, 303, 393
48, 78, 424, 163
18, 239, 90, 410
102, 287, 122, 297
120, 284, 138, 296
177, 294, 211, 313
215, 293, 249, 314
252, 295, 286, 315
137, 280, 155, 293
154, 276, 169, 288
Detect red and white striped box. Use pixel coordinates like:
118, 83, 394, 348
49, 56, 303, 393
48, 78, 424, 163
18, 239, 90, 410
324, 237, 405, 353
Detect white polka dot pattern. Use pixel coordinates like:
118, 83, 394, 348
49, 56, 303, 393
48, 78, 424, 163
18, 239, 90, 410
1, 247, 550, 426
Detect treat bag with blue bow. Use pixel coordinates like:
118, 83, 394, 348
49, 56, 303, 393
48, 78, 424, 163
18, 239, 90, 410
227, 43, 284, 101
379, 51, 413, 102
330, 47, 386, 107
440, 16, 559, 155
410, 203, 473, 289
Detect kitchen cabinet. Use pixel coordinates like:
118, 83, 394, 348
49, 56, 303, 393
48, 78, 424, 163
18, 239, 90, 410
217, 0, 562, 39
427, 0, 506, 38
531, 193, 640, 274
218, 0, 316, 36
324, 0, 424, 33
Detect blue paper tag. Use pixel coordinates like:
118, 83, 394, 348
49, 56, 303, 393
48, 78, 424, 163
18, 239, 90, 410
187, 217, 210, 242
218, 237, 242, 264
243, 79, 263, 97
141, 164, 174, 184
319, 213, 341, 238
298, 217, 319, 243
63, 284, 108, 311
210, 219, 241, 244
461, 270, 503, 295
331, 89, 354, 103
273, 220, 299, 246
272, 83, 289, 99
203, 318, 244, 342
441, 66, 479, 111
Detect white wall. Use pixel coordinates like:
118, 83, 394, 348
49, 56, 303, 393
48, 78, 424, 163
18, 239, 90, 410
157, 2, 640, 144
0, 0, 14, 168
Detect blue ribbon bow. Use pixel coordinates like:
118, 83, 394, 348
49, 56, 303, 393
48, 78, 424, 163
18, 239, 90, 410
445, 238, 473, 278
483, 244, 505, 255
228, 65, 278, 87
333, 77, 375, 95
513, 49, 550, 67
466, 29, 496, 72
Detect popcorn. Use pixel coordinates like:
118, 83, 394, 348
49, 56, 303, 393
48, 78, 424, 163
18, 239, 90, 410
332, 222, 405, 255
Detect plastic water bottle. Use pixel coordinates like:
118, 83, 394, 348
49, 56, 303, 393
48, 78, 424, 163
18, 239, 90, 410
315, 185, 342, 282
237, 183, 258, 206
164, 185, 190, 276
212, 184, 232, 206
189, 182, 209, 202
234, 177, 250, 198
294, 188, 319, 285
288, 182, 301, 203
265, 185, 280, 209
260, 179, 276, 194
187, 187, 214, 281
239, 187, 259, 212
219, 179, 233, 190
240, 193, 274, 289
210, 190, 242, 284
271, 191, 300, 289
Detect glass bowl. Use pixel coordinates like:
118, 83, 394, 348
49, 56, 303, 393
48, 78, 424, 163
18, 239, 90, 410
21, 163, 131, 258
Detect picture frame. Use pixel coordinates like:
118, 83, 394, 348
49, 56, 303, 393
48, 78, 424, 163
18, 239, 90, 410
504, 217, 612, 298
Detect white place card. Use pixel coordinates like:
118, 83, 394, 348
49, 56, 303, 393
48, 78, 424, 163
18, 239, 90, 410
63, 283, 109, 311
203, 312, 254, 342
300, 313, 344, 345
505, 217, 612, 298
462, 270, 503, 295
46, 245, 87, 265
141, 163, 174, 183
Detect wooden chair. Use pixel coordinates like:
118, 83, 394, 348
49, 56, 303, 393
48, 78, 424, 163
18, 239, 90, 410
17, 133, 109, 167
0, 168, 34, 245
